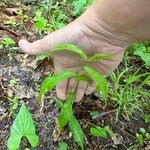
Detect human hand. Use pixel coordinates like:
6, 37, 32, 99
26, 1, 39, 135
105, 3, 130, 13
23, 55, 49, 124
19, 6, 129, 102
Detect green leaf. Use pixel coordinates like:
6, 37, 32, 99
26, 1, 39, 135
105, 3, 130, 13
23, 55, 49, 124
51, 44, 88, 60
0, 44, 3, 49
144, 114, 150, 123
58, 142, 68, 150
34, 18, 48, 31
58, 93, 75, 129
141, 75, 150, 86
54, 97, 64, 108
84, 66, 108, 101
69, 116, 84, 150
88, 53, 112, 61
2, 37, 16, 46
136, 133, 144, 146
105, 126, 114, 137
39, 70, 76, 99
73, 0, 94, 16
7, 104, 39, 150
90, 126, 108, 138
146, 133, 150, 140
36, 54, 49, 61
140, 128, 146, 134
90, 111, 100, 120
73, 0, 86, 16
76, 74, 90, 82
126, 73, 150, 85
133, 43, 150, 67
33, 10, 48, 31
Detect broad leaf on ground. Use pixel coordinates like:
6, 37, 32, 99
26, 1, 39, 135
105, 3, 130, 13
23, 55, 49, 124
7, 104, 39, 150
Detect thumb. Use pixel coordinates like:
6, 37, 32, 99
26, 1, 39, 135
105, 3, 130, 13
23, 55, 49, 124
18, 23, 82, 55
18, 29, 66, 55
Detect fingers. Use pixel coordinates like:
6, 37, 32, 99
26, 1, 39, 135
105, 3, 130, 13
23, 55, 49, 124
75, 81, 88, 103
85, 83, 96, 95
18, 29, 66, 55
56, 79, 68, 101
18, 22, 82, 55
56, 78, 96, 103
67, 78, 78, 93
18, 39, 47, 55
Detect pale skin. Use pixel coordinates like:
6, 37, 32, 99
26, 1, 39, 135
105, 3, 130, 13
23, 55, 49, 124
19, 0, 150, 102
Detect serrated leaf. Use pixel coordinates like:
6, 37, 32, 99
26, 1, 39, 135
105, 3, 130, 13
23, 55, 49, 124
58, 93, 75, 129
51, 44, 88, 60
90, 127, 108, 138
88, 53, 112, 61
84, 66, 108, 101
69, 116, 84, 150
7, 104, 39, 150
58, 142, 68, 150
39, 70, 76, 99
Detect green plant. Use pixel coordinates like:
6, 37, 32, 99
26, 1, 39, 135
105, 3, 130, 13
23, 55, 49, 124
1, 37, 16, 47
109, 66, 150, 121
73, 0, 95, 16
90, 125, 114, 139
136, 128, 150, 146
8, 97, 19, 116
0, 37, 17, 60
7, 104, 39, 150
33, 9, 49, 32
39, 43, 110, 149
34, 2, 68, 32
130, 42, 150, 67
9, 79, 17, 87
58, 141, 68, 150
144, 114, 150, 123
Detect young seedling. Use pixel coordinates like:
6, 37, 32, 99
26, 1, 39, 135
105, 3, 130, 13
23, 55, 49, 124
39, 43, 111, 149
